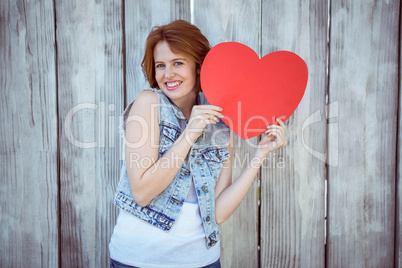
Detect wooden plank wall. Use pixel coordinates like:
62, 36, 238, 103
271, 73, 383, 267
398, 3, 402, 265
193, 1, 260, 267
1, 0, 401, 267
327, 0, 400, 267
260, 1, 327, 267
0, 0, 59, 267
125, 0, 190, 103
56, 0, 123, 267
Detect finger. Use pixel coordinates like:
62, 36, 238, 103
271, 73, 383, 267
276, 117, 286, 127
201, 110, 224, 119
267, 127, 285, 137
193, 113, 220, 126
206, 110, 224, 118
279, 129, 287, 141
195, 105, 223, 111
202, 114, 220, 123
267, 124, 286, 136
205, 118, 218, 124
212, 115, 220, 123
267, 124, 282, 129
262, 134, 279, 147
268, 129, 285, 143
193, 108, 224, 118
204, 113, 220, 120
265, 129, 280, 135
267, 130, 286, 146
265, 130, 284, 143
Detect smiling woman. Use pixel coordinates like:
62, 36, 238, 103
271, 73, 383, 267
153, 41, 198, 117
108, 20, 287, 268
141, 20, 210, 95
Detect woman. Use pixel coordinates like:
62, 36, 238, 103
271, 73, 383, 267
109, 20, 287, 268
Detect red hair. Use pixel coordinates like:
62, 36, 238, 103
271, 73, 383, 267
141, 20, 211, 94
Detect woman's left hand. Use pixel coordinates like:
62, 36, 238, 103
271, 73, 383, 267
256, 118, 288, 158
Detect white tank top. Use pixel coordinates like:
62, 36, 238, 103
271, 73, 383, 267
109, 179, 220, 267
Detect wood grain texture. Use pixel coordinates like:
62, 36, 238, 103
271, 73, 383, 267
194, 1, 260, 267
56, 0, 124, 267
2, 0, 401, 266
125, 0, 190, 102
260, 1, 327, 267
327, 0, 399, 267
0, 0, 58, 266
398, 5, 402, 266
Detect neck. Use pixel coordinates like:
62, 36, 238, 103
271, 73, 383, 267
173, 93, 197, 120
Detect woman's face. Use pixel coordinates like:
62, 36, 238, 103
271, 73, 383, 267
154, 40, 197, 103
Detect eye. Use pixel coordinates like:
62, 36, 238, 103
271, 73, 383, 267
174, 61, 183, 66
155, 63, 165, 68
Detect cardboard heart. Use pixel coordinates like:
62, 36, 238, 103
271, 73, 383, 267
200, 42, 308, 140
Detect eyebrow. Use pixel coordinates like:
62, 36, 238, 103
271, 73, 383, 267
155, 58, 188, 64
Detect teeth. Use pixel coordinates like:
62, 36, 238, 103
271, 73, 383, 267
167, 81, 181, 87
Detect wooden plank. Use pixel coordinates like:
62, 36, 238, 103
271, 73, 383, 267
125, 0, 190, 102
260, 1, 327, 267
398, 5, 402, 266
0, 0, 58, 267
194, 1, 260, 267
327, 0, 399, 267
56, 0, 124, 267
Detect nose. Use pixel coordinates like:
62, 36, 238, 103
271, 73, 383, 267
165, 67, 175, 79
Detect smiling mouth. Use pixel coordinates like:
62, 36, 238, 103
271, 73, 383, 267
165, 81, 182, 90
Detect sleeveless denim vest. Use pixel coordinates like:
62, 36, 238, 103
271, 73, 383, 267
114, 88, 230, 249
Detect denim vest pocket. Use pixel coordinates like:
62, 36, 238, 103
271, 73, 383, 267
202, 147, 230, 182
159, 123, 181, 157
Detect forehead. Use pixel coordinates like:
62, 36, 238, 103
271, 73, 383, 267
153, 41, 189, 61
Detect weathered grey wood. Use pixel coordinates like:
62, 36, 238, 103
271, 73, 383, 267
0, 0, 58, 267
2, 1, 400, 266
327, 1, 399, 267
125, 0, 190, 102
398, 88, 402, 263
56, 0, 124, 267
260, 1, 327, 267
194, 1, 260, 267
398, 7, 402, 267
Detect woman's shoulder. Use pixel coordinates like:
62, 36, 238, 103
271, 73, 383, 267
135, 89, 159, 104
123, 89, 155, 113
132, 88, 172, 107
121, 89, 160, 131
125, 89, 161, 112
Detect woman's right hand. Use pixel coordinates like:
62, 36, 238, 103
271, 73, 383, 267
184, 105, 224, 142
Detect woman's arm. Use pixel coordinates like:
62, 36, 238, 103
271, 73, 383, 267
125, 90, 223, 207
214, 118, 287, 224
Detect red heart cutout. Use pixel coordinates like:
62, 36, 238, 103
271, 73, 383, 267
200, 42, 308, 140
